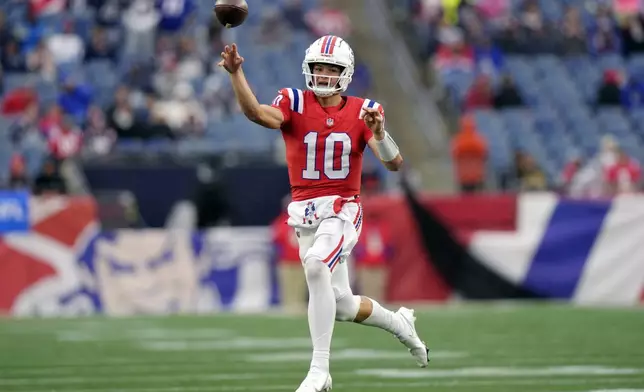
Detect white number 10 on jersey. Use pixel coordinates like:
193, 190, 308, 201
302, 131, 351, 180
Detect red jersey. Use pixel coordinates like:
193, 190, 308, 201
271, 212, 301, 264
271, 88, 382, 201
605, 158, 641, 193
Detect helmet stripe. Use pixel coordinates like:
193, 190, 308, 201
328, 36, 338, 54
320, 36, 330, 54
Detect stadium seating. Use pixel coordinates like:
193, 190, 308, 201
451, 54, 644, 183
432, 0, 644, 185
0, 0, 389, 185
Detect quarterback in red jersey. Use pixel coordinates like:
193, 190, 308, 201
219, 36, 429, 392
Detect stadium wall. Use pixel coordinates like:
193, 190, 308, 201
1, 193, 643, 317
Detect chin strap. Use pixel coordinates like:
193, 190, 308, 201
374, 131, 399, 162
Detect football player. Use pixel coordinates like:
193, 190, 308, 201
219, 36, 429, 392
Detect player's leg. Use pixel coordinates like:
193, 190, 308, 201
295, 219, 344, 391
333, 248, 430, 368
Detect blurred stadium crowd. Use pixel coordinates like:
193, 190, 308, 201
0, 0, 381, 195
397, 0, 644, 197
7, 0, 640, 201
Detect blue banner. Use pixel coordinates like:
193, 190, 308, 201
0, 191, 29, 233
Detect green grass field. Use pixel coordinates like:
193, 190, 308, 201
1, 303, 643, 392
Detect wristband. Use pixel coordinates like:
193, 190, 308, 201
374, 131, 399, 162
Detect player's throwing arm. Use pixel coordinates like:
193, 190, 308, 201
218, 44, 285, 130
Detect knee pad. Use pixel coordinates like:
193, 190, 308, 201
303, 257, 328, 282
335, 294, 360, 322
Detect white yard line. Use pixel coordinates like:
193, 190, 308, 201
17, 377, 644, 392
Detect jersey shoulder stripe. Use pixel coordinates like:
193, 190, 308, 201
287, 88, 304, 114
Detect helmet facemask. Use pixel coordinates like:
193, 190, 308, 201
303, 62, 353, 97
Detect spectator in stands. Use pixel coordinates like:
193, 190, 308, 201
33, 158, 66, 195
107, 85, 138, 138
16, 8, 45, 54
451, 114, 487, 193
8, 154, 28, 190
516, 151, 548, 191
84, 105, 117, 156
88, 0, 127, 42
175, 36, 205, 83
619, 72, 644, 109
2, 39, 28, 73
1, 86, 37, 116
493, 15, 525, 54
596, 69, 624, 107
122, 0, 160, 59
473, 36, 503, 77
30, 0, 66, 17
305, 0, 352, 38
493, 73, 523, 108
434, 27, 475, 73
605, 147, 641, 195
559, 6, 587, 56
588, 4, 622, 56
124, 61, 156, 93
26, 39, 56, 81
85, 27, 118, 63
473, 0, 509, 27
202, 63, 235, 120
39, 103, 63, 138
558, 150, 583, 195
47, 116, 82, 161
152, 81, 205, 136
570, 135, 619, 198
464, 74, 493, 110
0, 11, 12, 49
58, 73, 93, 123
442, 0, 462, 25
519, 0, 558, 54
283, 0, 308, 32
47, 19, 84, 65
9, 102, 40, 146
620, 13, 644, 57
153, 35, 180, 98
157, 0, 196, 35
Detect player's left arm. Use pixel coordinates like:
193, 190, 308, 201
364, 106, 403, 171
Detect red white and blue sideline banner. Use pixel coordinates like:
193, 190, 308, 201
364, 190, 644, 306
2, 193, 644, 317
0, 196, 278, 317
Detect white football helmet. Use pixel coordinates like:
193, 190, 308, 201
302, 35, 355, 97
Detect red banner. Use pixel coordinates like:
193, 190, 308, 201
361, 194, 517, 303
0, 196, 98, 315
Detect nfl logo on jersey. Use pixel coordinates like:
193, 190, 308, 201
326, 118, 334, 127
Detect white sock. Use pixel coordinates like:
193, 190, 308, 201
360, 298, 405, 337
304, 259, 336, 374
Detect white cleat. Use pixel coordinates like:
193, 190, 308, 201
295, 369, 332, 392
395, 307, 430, 368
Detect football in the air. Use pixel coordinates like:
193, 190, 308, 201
214, 0, 248, 28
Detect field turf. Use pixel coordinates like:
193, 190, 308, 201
1, 303, 643, 392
